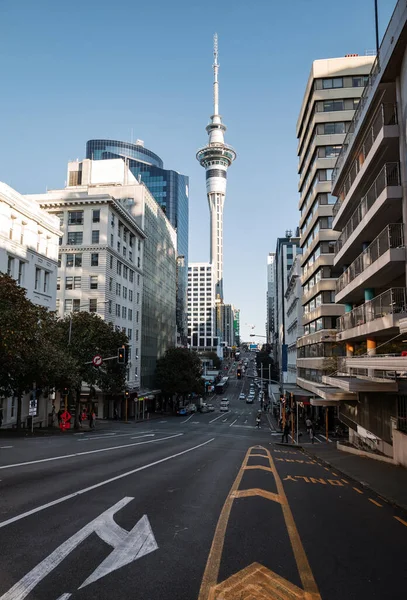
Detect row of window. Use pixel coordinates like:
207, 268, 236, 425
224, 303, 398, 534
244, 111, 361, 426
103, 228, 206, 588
302, 241, 336, 279
315, 98, 360, 114
302, 266, 333, 295
59, 253, 99, 267
297, 342, 345, 359
300, 193, 336, 233
7, 256, 25, 286
300, 169, 333, 214
314, 75, 369, 91
114, 304, 137, 321
303, 316, 337, 336
303, 291, 335, 314
302, 217, 333, 253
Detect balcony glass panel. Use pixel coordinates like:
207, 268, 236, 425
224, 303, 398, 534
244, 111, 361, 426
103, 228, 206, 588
337, 288, 407, 332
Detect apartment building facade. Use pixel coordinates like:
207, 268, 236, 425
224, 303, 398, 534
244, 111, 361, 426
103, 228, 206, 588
0, 181, 60, 428
187, 262, 219, 352
285, 256, 303, 384
296, 55, 375, 405
322, 0, 407, 465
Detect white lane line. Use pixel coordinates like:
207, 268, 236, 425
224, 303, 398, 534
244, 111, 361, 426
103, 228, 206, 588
0, 446, 14, 449
229, 419, 238, 427
319, 434, 333, 443
181, 414, 194, 424
159, 421, 167, 423
315, 435, 324, 444
78, 431, 149, 442
129, 434, 155, 440
0, 433, 183, 471
56, 594, 72, 600
209, 414, 224, 424
0, 437, 215, 530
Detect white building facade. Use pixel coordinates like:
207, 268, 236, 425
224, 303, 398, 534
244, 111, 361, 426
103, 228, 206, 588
266, 252, 276, 349
28, 159, 146, 406
187, 262, 218, 352
284, 256, 303, 384
0, 181, 60, 428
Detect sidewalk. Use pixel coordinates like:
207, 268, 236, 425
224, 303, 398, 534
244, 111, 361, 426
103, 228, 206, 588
268, 411, 407, 511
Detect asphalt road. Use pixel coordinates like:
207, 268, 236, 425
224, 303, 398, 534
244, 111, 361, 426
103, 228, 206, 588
1, 356, 407, 599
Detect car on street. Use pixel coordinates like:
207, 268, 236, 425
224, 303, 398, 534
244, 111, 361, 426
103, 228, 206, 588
246, 396, 253, 404
200, 404, 209, 413
207, 404, 215, 412
177, 407, 188, 416
220, 399, 230, 412
239, 393, 246, 400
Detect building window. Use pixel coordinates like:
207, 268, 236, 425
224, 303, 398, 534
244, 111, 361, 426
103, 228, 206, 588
116, 304, 121, 317
35, 268, 41, 291
91, 253, 99, 266
58, 254, 61, 267
92, 209, 100, 223
109, 277, 113, 291
111, 214, 115, 228
68, 211, 84, 225
55, 212, 64, 226
66, 253, 82, 267
65, 276, 73, 290
111, 234, 114, 246
67, 232, 83, 245
129, 290, 133, 302
74, 276, 81, 289
110, 255, 113, 269
56, 298, 60, 310
123, 266, 128, 279
129, 270, 134, 283
57, 276, 61, 291
92, 230, 100, 244
137, 257, 140, 268
89, 299, 97, 313
136, 329, 139, 341
122, 306, 127, 319
128, 329, 132, 340
73, 299, 81, 312
123, 247, 127, 258
116, 283, 121, 295
90, 276, 98, 290
137, 274, 139, 285
128, 309, 133, 320
136, 292, 139, 304
7, 256, 14, 277
117, 261, 122, 276
123, 287, 127, 299
20, 225, 25, 245
108, 300, 112, 314
136, 311, 139, 323
64, 299, 72, 313
129, 251, 133, 262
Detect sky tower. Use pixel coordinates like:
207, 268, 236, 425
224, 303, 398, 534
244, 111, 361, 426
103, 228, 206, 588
196, 34, 236, 302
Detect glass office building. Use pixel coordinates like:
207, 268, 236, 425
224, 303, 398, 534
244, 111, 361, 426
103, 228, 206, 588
86, 139, 189, 343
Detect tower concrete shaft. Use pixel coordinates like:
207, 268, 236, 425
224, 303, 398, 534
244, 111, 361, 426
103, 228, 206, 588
196, 33, 236, 302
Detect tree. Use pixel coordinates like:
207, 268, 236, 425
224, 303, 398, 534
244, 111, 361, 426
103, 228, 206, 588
256, 345, 278, 381
56, 312, 128, 427
155, 348, 205, 408
0, 274, 77, 428
199, 351, 221, 370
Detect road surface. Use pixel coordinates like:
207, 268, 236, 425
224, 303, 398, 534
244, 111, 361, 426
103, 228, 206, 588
1, 358, 406, 599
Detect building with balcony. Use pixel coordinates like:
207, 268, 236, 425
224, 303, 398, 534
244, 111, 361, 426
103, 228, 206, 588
274, 231, 301, 382
266, 252, 276, 349
187, 262, 219, 352
0, 182, 61, 429
296, 54, 375, 408
86, 139, 189, 345
285, 256, 302, 384
322, 0, 407, 465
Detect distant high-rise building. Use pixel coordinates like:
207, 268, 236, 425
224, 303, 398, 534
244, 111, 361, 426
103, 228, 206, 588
86, 139, 188, 345
196, 34, 236, 303
266, 253, 276, 347
187, 262, 218, 351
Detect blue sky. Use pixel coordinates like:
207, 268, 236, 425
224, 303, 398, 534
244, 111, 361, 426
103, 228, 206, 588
0, 0, 397, 342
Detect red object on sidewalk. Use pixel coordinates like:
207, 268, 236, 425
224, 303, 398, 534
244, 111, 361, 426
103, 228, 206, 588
60, 410, 72, 431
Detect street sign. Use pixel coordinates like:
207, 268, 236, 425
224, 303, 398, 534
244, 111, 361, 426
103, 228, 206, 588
29, 398, 37, 416
92, 354, 103, 367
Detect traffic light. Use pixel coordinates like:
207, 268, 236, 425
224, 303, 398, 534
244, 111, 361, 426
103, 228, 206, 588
118, 346, 125, 364
63, 387, 69, 396
124, 390, 130, 398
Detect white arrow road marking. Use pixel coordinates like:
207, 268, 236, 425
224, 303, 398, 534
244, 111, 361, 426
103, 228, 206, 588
0, 437, 215, 530
56, 594, 72, 599
0, 433, 182, 471
180, 414, 193, 424
129, 434, 155, 440
0, 446, 13, 449
229, 419, 238, 427
0, 498, 158, 600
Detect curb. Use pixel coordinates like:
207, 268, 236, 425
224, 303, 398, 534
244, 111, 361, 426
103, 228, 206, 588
302, 448, 407, 513
274, 442, 304, 450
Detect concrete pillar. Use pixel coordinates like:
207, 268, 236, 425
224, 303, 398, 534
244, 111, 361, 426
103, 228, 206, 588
367, 338, 377, 356
345, 303, 352, 313
346, 343, 354, 357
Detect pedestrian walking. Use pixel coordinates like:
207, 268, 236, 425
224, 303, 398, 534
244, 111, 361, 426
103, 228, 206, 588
256, 415, 261, 429
309, 426, 315, 444
91, 410, 96, 429
305, 417, 312, 434
281, 421, 290, 443
114, 408, 119, 421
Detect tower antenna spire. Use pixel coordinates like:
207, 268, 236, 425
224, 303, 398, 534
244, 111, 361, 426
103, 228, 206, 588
213, 32, 219, 116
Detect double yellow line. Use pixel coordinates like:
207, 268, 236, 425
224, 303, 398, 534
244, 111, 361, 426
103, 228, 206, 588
198, 445, 321, 600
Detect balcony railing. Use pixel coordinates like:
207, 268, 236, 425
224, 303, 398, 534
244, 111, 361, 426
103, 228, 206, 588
334, 162, 400, 253
332, 59, 381, 185
337, 287, 407, 332
336, 223, 404, 294
333, 103, 398, 216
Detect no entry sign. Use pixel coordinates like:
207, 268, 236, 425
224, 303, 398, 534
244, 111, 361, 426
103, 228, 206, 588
92, 354, 103, 367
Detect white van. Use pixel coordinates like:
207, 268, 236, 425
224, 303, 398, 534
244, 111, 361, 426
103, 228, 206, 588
220, 398, 230, 412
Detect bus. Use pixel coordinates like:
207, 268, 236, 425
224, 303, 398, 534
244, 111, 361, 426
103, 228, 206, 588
215, 377, 229, 394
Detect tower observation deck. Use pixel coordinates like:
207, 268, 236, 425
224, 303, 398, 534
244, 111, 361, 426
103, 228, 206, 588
196, 33, 236, 302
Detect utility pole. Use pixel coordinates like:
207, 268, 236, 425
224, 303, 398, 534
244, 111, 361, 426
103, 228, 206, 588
291, 393, 295, 442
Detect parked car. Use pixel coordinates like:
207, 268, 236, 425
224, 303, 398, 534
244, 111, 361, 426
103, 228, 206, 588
186, 403, 197, 413
239, 393, 246, 400
246, 397, 254, 404
207, 404, 215, 412
176, 407, 188, 416
200, 404, 209, 413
